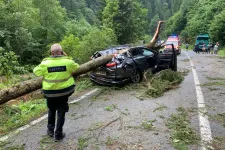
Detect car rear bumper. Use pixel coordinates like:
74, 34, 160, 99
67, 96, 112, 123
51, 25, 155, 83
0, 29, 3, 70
89, 73, 130, 86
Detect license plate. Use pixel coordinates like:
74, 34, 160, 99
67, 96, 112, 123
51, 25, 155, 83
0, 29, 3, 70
95, 71, 106, 75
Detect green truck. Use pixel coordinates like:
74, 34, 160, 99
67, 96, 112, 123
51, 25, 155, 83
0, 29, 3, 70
195, 34, 210, 50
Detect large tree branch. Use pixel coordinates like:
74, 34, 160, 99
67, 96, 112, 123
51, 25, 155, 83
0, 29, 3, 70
147, 21, 165, 49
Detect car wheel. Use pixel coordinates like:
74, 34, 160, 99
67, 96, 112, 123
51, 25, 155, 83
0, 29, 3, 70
130, 69, 142, 83
171, 53, 177, 71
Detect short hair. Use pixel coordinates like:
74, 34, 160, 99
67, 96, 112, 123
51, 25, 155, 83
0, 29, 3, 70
51, 44, 62, 53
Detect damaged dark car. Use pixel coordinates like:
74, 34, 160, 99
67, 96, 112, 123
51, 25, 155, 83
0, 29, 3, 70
89, 44, 177, 86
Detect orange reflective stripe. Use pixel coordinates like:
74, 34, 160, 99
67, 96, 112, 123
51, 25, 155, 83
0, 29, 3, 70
43, 75, 72, 83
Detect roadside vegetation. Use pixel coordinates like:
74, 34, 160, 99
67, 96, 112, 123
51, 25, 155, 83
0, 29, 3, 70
0, 77, 94, 135
0, 99, 47, 134
218, 49, 225, 58
0, 141, 25, 150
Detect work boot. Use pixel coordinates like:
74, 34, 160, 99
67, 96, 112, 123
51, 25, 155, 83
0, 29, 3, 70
47, 129, 54, 137
55, 132, 65, 142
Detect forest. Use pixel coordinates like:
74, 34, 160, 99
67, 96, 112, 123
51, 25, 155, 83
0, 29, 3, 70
0, 0, 224, 76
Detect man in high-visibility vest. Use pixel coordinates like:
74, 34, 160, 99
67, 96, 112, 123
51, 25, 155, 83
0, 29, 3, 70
33, 43, 79, 141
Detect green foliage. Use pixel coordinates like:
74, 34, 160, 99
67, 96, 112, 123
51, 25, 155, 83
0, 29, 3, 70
60, 34, 81, 61
77, 137, 89, 150
164, 0, 225, 45
149, 14, 160, 35
0, 48, 28, 77
75, 77, 93, 92
0, 99, 46, 133
218, 49, 225, 57
104, 104, 116, 112
209, 10, 225, 45
2, 0, 225, 67
145, 70, 184, 98
166, 108, 199, 150
140, 120, 156, 131
65, 19, 92, 38
102, 0, 147, 44
0, 74, 36, 90
79, 27, 117, 62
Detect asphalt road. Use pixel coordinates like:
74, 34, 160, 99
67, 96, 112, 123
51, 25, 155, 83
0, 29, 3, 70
1, 50, 225, 150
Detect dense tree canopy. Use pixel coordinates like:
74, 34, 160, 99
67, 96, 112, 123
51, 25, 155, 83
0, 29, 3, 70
164, 0, 225, 45
0, 0, 224, 76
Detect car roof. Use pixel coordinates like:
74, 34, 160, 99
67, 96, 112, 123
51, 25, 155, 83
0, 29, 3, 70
129, 46, 149, 49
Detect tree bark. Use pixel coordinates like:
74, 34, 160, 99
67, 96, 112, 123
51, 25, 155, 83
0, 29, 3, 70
147, 21, 165, 49
0, 21, 164, 105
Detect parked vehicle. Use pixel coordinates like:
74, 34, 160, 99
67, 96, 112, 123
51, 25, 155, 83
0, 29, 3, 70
89, 44, 177, 86
164, 35, 181, 54
194, 34, 210, 52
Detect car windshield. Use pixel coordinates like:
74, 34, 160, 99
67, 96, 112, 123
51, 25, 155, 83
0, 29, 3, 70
166, 41, 178, 46
197, 37, 209, 40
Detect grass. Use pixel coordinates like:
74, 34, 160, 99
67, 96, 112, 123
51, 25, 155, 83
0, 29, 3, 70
88, 122, 104, 131
140, 119, 156, 131
0, 141, 25, 150
0, 74, 36, 90
77, 137, 89, 150
153, 103, 168, 112
0, 76, 95, 134
39, 135, 55, 150
104, 104, 116, 112
218, 49, 225, 58
0, 99, 47, 134
105, 136, 115, 146
206, 76, 225, 81
166, 107, 200, 150
75, 77, 94, 92
201, 81, 225, 87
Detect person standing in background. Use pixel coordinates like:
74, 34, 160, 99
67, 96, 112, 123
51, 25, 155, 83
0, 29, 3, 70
186, 43, 189, 51
213, 42, 219, 54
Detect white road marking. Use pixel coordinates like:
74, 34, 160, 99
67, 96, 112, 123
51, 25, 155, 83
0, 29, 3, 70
69, 88, 99, 104
185, 52, 212, 149
0, 88, 99, 142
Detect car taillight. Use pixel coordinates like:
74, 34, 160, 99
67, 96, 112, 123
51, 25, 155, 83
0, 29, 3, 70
106, 62, 117, 67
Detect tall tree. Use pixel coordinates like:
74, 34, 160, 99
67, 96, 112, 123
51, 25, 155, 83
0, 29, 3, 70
0, 0, 41, 63
103, 0, 147, 44
33, 0, 67, 46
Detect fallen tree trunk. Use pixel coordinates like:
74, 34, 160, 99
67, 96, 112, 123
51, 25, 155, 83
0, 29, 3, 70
0, 54, 114, 105
0, 21, 165, 105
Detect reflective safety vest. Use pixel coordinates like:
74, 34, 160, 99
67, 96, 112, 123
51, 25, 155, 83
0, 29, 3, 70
33, 56, 79, 98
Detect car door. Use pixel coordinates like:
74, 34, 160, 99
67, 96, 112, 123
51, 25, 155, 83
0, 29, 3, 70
132, 48, 151, 71
141, 48, 156, 68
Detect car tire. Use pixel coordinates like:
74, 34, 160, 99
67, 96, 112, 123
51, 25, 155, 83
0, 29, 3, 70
171, 53, 177, 71
130, 69, 142, 83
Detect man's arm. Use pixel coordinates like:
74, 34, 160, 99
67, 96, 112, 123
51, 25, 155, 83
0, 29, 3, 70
33, 63, 45, 77
70, 61, 80, 73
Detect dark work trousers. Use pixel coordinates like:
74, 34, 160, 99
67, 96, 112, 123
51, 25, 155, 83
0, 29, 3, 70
46, 96, 69, 136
